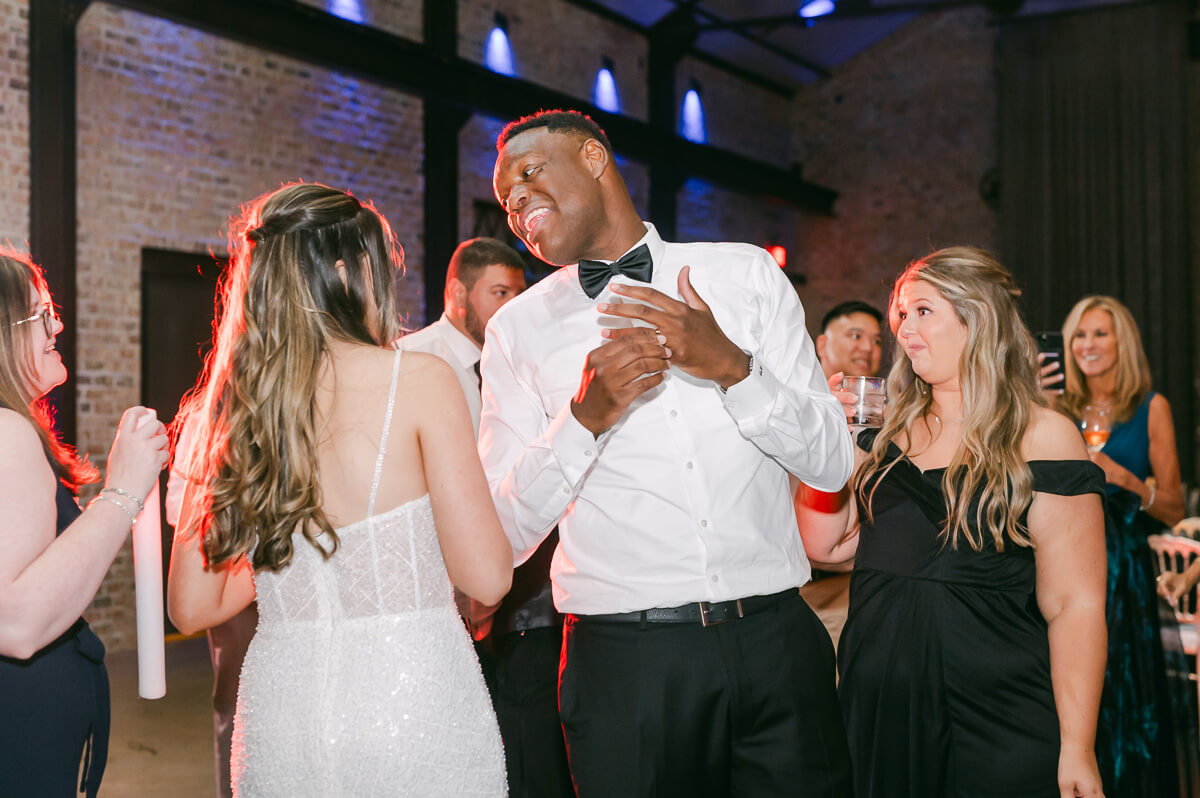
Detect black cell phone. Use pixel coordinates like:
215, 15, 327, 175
1035, 331, 1064, 364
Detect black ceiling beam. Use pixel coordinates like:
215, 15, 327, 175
558, 0, 795, 97
696, 1, 980, 30
422, 0, 469, 323
104, 0, 836, 214
663, 0, 831, 79
30, 0, 85, 445
647, 5, 700, 240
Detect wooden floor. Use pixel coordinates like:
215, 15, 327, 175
102, 636, 217, 797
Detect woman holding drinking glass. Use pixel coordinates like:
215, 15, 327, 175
1057, 295, 1195, 798
0, 250, 168, 797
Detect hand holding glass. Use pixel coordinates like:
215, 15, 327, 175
1081, 405, 1111, 453
840, 376, 886, 429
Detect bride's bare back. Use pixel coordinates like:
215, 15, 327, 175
314, 342, 511, 605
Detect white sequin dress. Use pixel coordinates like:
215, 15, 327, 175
230, 349, 507, 797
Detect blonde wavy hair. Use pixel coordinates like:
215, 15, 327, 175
855, 247, 1045, 552
177, 183, 404, 572
1057, 295, 1151, 425
0, 251, 95, 490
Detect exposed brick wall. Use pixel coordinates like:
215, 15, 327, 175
76, 2, 425, 649
676, 180, 796, 264
790, 8, 999, 335
675, 55, 792, 167
295, 0, 422, 42
459, 0, 649, 122
0, 0, 27, 244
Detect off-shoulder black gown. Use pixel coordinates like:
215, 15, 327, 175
839, 432, 1105, 798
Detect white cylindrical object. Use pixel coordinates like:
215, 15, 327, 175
132, 409, 166, 699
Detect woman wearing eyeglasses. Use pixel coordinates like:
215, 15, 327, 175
0, 250, 168, 797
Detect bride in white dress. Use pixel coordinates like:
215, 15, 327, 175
167, 183, 511, 797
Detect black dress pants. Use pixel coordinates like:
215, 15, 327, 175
559, 591, 852, 798
488, 626, 574, 798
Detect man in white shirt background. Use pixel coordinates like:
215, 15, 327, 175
798, 300, 884, 650
398, 238, 574, 798
483, 109, 854, 797
398, 237, 525, 436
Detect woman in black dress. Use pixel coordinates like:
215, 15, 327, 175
798, 247, 1107, 798
0, 251, 167, 797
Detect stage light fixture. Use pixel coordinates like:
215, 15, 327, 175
485, 13, 516, 76
593, 57, 620, 113
681, 83, 706, 144
798, 0, 836, 19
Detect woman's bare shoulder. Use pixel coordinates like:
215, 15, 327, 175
1023, 405, 1088, 462
0, 408, 44, 457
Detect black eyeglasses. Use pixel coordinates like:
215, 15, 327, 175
11, 302, 60, 337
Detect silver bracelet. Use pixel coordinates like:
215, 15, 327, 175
1140, 483, 1156, 512
89, 494, 138, 525
102, 486, 144, 513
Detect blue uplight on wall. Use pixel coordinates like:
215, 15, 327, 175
327, 0, 364, 23
681, 85, 706, 144
593, 58, 620, 113
798, 0, 836, 18
485, 12, 516, 76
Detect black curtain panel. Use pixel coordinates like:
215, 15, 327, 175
997, 0, 1193, 482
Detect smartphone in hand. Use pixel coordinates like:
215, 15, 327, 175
1035, 331, 1065, 392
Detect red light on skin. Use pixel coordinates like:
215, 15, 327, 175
768, 245, 787, 268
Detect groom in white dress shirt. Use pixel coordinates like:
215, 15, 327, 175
481, 109, 854, 796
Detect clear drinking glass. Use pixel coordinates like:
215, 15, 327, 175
1081, 404, 1112, 452
840, 376, 887, 429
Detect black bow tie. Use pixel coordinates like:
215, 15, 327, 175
577, 244, 654, 300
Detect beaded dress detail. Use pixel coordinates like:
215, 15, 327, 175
230, 348, 506, 797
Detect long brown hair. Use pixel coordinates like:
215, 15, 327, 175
176, 183, 404, 572
1057, 295, 1151, 425
0, 251, 96, 490
855, 247, 1044, 552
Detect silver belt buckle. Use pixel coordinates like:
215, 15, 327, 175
699, 598, 745, 627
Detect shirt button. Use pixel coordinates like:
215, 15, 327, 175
686, 461, 694, 470
562, 487, 570, 495
584, 449, 593, 457
670, 410, 678, 418
700, 520, 708, 528
711, 575, 719, 583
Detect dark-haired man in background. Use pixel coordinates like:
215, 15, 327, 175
398, 237, 526, 437
480, 109, 853, 796
815, 300, 883, 384
798, 300, 884, 649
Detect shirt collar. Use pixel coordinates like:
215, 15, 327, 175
566, 221, 667, 297
607, 221, 665, 267
435, 313, 482, 367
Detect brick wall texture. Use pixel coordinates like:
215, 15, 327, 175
73, 2, 426, 648
0, 0, 26, 245
0, 1, 1067, 650
790, 8, 999, 337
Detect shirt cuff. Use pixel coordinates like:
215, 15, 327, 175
546, 401, 608, 488
720, 352, 778, 437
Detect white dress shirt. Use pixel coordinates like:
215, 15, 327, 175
397, 314, 483, 434
478, 223, 853, 615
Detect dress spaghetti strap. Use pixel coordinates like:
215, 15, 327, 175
366, 347, 404, 518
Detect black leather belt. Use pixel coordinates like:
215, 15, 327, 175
573, 588, 798, 628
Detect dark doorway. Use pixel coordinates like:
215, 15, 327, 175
141, 247, 225, 633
